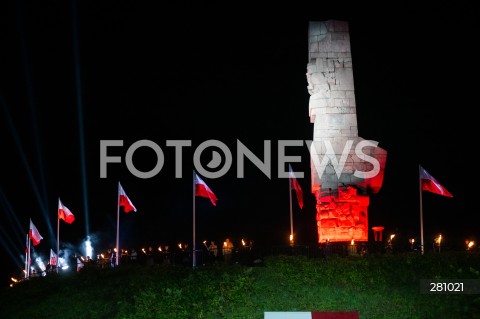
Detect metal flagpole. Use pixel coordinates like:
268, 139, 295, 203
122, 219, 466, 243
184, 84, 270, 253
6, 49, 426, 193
289, 167, 294, 246
25, 234, 28, 279
419, 165, 424, 255
193, 170, 196, 269
116, 182, 120, 266
57, 199, 60, 273
27, 234, 31, 279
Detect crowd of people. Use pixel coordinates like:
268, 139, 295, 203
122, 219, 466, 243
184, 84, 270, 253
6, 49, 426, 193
53, 238, 261, 273
10, 237, 263, 286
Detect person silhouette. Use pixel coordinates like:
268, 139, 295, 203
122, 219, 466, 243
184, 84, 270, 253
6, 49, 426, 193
222, 238, 234, 264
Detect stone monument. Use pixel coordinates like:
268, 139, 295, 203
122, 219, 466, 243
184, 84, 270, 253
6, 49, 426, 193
307, 20, 387, 243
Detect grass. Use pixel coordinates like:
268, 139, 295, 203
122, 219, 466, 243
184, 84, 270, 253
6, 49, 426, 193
1, 251, 480, 319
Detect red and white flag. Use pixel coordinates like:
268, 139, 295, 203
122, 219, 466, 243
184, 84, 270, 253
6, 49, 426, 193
289, 164, 304, 209
265, 311, 359, 319
50, 249, 57, 266
194, 173, 218, 206
420, 166, 453, 198
119, 182, 137, 213
58, 198, 75, 224
29, 219, 43, 246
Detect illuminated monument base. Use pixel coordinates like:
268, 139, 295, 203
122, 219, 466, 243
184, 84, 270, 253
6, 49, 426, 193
316, 186, 369, 242
307, 20, 387, 244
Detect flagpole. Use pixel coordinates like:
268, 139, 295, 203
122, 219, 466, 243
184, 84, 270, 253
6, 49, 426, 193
116, 182, 120, 266
419, 165, 424, 255
57, 198, 60, 273
27, 233, 31, 279
193, 170, 196, 269
25, 233, 28, 279
289, 170, 293, 246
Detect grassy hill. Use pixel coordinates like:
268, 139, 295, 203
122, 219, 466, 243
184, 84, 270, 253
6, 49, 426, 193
1, 252, 480, 319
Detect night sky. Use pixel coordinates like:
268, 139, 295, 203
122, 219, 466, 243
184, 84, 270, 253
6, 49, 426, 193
1, 1, 478, 281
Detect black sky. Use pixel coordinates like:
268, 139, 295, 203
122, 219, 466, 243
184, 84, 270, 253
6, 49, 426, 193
1, 1, 479, 280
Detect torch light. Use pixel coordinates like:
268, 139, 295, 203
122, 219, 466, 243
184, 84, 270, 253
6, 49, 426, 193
10, 277, 18, 288
409, 238, 415, 250
178, 243, 182, 250
242, 239, 246, 247
158, 246, 162, 252
351, 239, 355, 245
466, 240, 475, 250
435, 235, 442, 253
289, 234, 294, 246
203, 241, 208, 249
142, 248, 146, 254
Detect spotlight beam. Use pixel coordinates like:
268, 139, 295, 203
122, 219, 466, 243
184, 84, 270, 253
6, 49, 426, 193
0, 96, 54, 239
0, 223, 25, 269
0, 187, 26, 245
16, 1, 51, 219
71, 0, 90, 237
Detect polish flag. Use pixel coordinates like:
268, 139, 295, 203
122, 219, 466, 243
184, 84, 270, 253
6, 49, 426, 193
50, 249, 57, 266
58, 198, 75, 224
29, 219, 43, 246
119, 182, 137, 213
419, 166, 453, 198
289, 164, 304, 209
194, 173, 218, 206
264, 311, 359, 319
